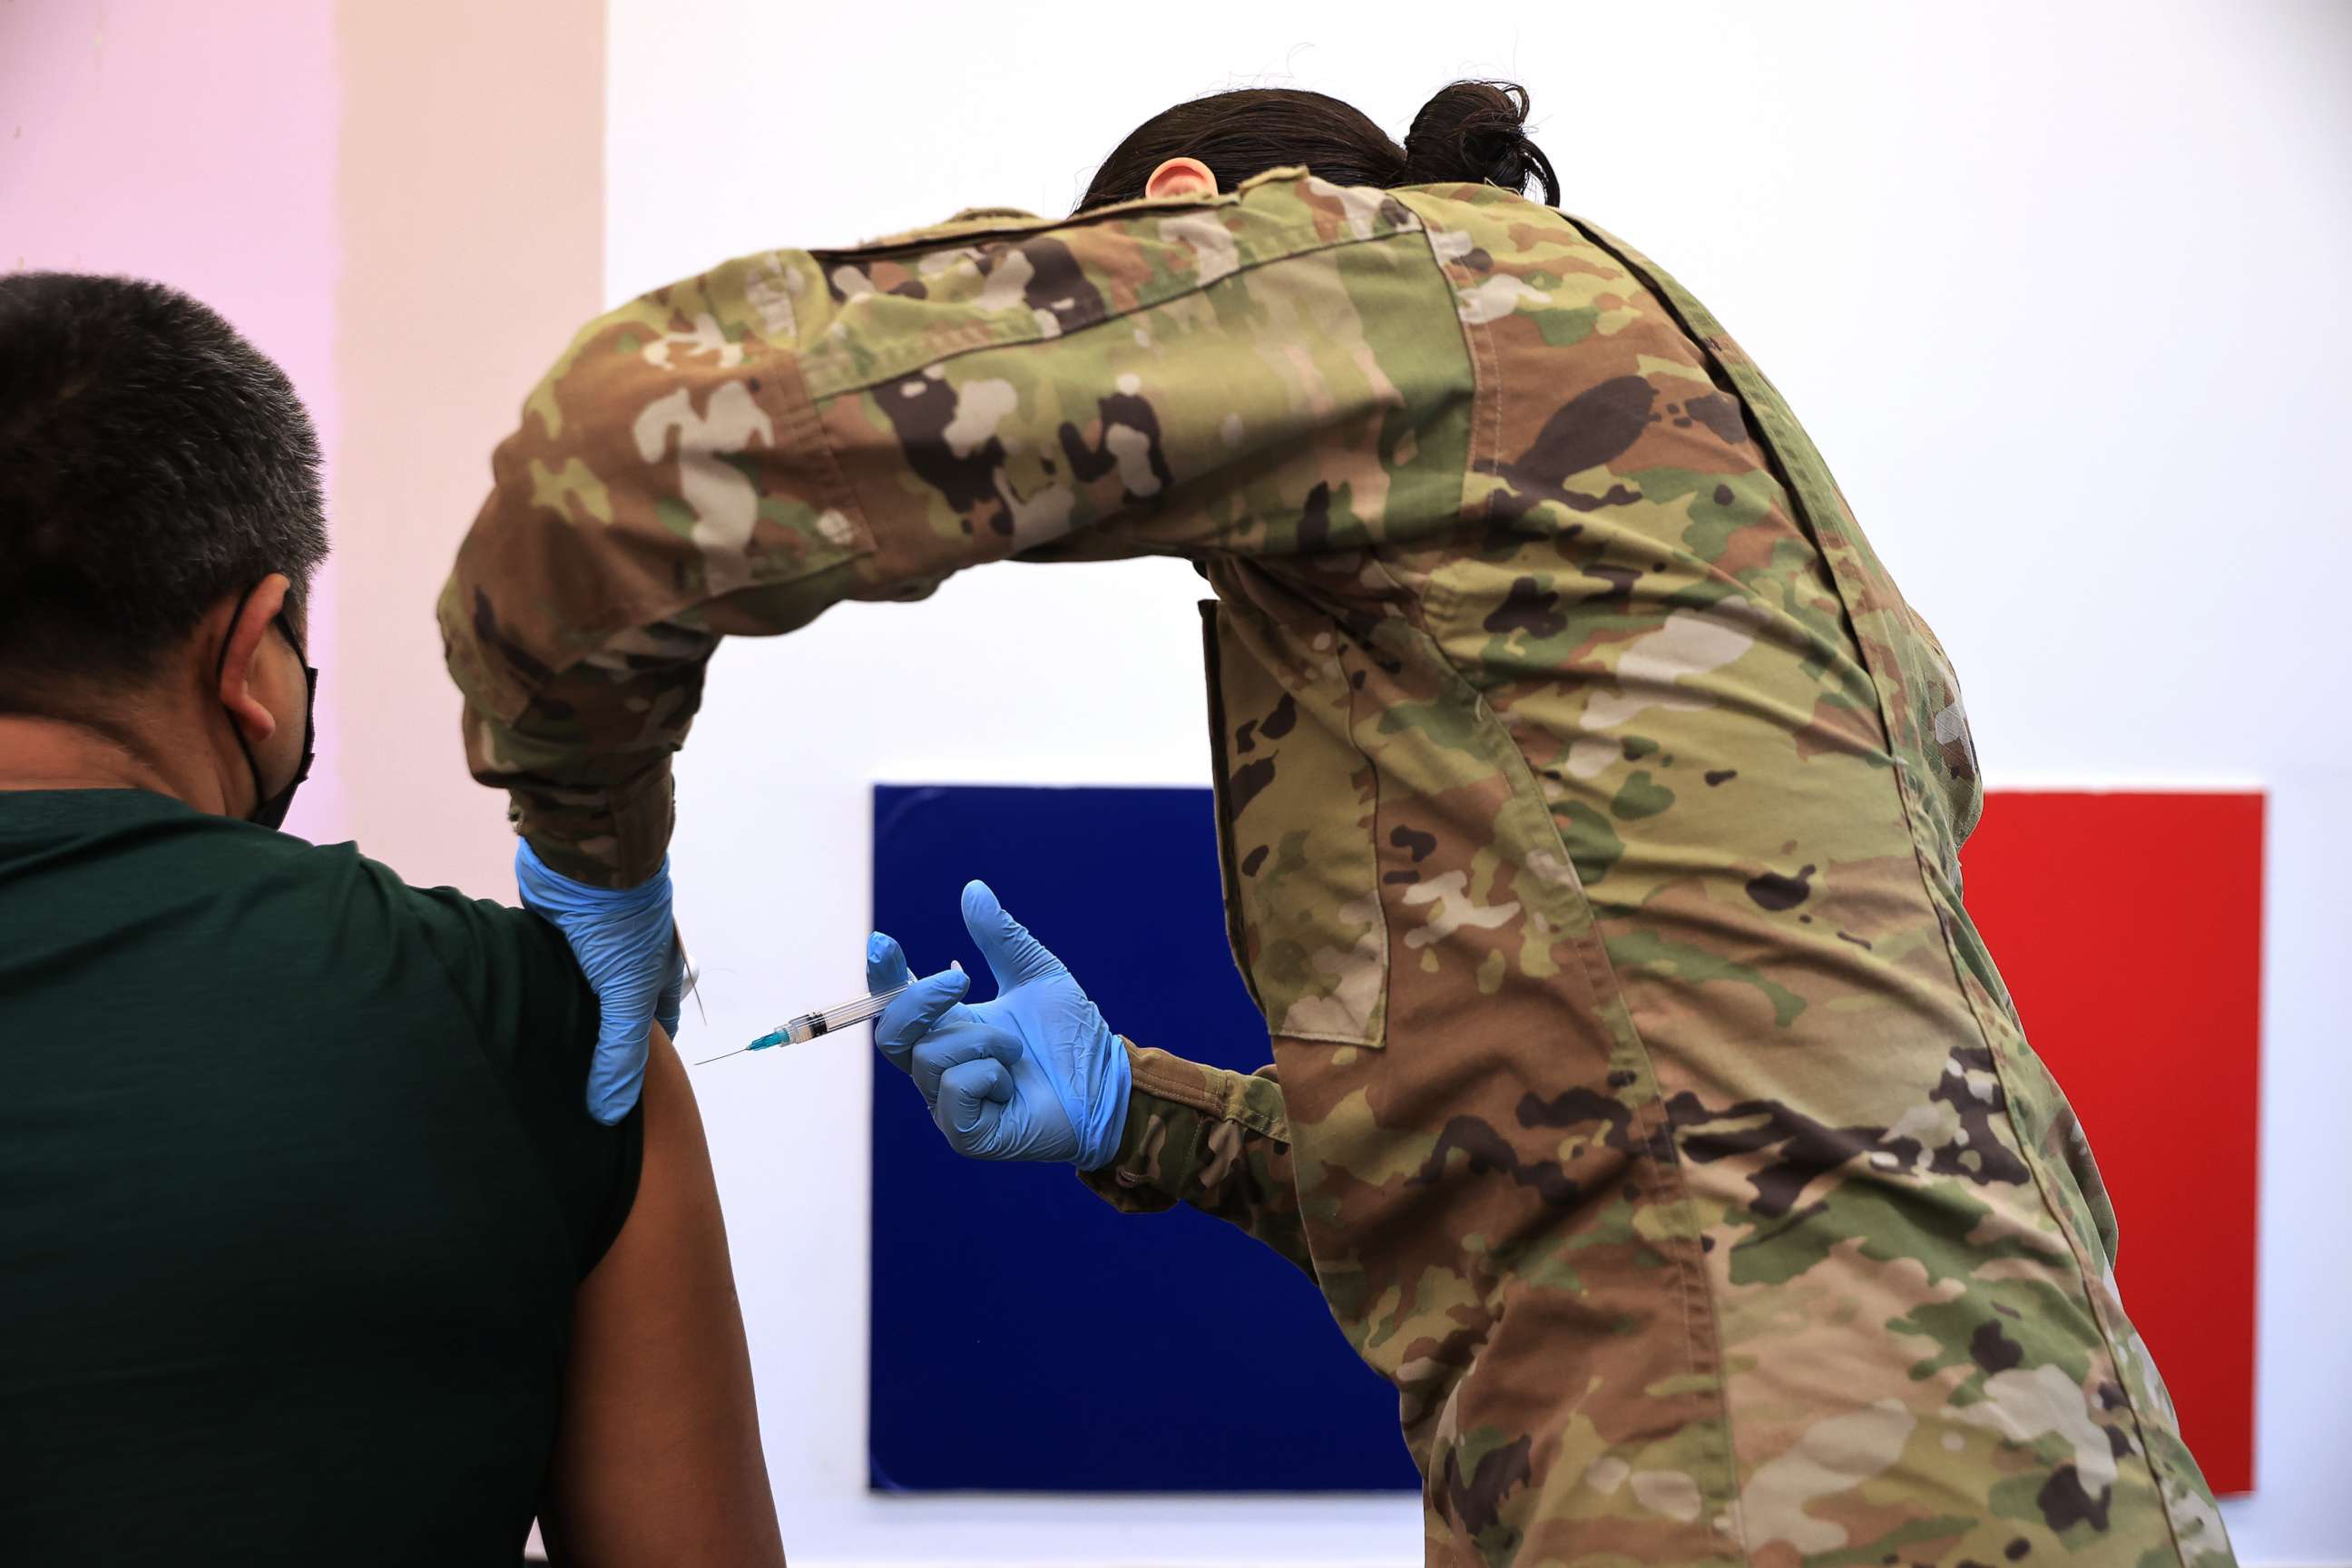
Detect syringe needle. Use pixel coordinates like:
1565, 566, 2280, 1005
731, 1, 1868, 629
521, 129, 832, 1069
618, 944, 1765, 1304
692, 1045, 751, 1067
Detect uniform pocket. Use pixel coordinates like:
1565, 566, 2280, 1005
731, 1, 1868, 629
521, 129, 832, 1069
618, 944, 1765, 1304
1200, 596, 1388, 1048
1905, 602, 1984, 849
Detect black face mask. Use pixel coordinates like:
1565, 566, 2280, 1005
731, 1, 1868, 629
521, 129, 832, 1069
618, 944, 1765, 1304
215, 585, 319, 831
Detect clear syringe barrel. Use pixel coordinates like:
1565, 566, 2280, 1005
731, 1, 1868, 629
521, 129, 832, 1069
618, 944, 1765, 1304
769, 978, 913, 1046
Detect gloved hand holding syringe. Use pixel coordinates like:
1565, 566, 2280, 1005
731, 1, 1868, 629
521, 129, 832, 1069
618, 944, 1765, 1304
692, 880, 1132, 1171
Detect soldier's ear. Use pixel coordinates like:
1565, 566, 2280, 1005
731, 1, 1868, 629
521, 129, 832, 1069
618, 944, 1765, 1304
1145, 157, 1218, 200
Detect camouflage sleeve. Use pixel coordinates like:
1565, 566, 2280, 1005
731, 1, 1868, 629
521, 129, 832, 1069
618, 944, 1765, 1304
1077, 1042, 1310, 1278
438, 168, 1466, 886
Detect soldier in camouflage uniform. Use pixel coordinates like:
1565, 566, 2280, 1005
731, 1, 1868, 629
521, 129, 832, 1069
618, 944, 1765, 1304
440, 82, 2235, 1568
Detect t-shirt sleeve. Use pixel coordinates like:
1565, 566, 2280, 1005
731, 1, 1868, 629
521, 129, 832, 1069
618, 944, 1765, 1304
389, 871, 644, 1275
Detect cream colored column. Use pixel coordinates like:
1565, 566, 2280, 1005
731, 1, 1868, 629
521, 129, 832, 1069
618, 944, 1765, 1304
333, 0, 603, 897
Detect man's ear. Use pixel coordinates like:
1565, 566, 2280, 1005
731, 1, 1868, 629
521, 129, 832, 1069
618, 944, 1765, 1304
1145, 157, 1218, 200
214, 573, 292, 747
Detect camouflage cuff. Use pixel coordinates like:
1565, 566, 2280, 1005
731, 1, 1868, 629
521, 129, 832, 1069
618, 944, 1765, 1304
1076, 1074, 1185, 1215
512, 760, 677, 890
1076, 1042, 1287, 1214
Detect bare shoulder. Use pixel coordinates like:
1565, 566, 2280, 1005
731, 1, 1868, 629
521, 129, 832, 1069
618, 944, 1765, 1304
541, 1028, 785, 1568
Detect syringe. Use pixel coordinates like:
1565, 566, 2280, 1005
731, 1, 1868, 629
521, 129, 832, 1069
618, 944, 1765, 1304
692, 965, 958, 1066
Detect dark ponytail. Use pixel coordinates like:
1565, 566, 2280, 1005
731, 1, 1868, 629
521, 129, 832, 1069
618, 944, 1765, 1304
1075, 79, 1558, 213
1400, 82, 1560, 207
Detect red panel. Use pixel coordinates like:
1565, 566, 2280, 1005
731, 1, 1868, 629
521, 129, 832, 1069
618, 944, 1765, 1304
1960, 790, 2260, 1494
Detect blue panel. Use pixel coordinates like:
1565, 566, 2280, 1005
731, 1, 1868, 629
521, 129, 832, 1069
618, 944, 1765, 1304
869, 784, 1418, 1494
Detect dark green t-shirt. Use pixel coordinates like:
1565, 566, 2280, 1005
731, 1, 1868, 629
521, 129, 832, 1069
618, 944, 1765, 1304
0, 790, 641, 1565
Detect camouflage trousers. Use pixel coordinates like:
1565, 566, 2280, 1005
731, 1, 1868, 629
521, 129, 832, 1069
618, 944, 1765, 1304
1262, 977, 2238, 1568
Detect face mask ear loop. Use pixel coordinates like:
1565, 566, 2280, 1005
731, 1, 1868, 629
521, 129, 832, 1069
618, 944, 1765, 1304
213, 585, 316, 829
214, 583, 272, 821
246, 612, 318, 831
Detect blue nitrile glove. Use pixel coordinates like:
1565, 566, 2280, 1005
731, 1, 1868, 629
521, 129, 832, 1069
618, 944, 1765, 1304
515, 840, 686, 1124
867, 879, 1130, 1169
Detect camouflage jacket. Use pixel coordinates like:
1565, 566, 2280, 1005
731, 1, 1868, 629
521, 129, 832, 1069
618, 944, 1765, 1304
442, 172, 2231, 1567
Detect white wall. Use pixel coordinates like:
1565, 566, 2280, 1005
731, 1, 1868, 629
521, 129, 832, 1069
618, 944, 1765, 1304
605, 2, 2352, 1562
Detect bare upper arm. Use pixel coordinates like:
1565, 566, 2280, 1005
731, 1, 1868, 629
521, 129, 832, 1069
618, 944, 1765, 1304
540, 1027, 784, 1567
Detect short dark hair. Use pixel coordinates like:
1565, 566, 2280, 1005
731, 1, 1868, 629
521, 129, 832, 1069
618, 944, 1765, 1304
1077, 80, 1560, 213
0, 272, 328, 710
